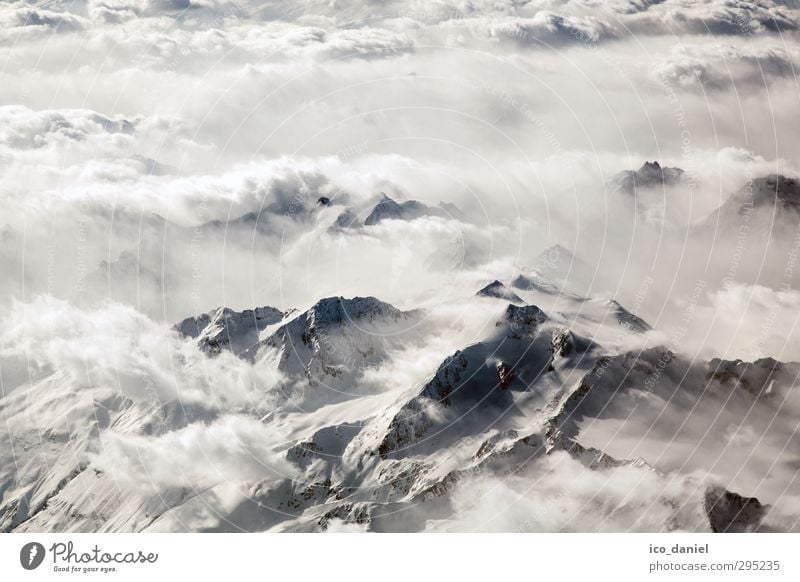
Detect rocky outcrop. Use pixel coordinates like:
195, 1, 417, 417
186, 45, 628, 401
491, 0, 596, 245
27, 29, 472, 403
476, 280, 524, 304
176, 305, 284, 360
704, 486, 767, 533
261, 296, 421, 393
364, 193, 445, 225
614, 161, 685, 195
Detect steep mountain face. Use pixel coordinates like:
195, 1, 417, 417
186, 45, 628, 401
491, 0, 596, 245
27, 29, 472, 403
363, 193, 446, 225
704, 486, 768, 533
736, 174, 799, 213
375, 303, 577, 460
258, 296, 423, 405
761, 175, 800, 212
0, 372, 220, 533
692, 173, 800, 288
332, 208, 360, 229
176, 305, 284, 360
476, 280, 524, 304
614, 161, 685, 195
560, 350, 800, 523
0, 374, 128, 532
2, 287, 799, 533
704, 174, 800, 228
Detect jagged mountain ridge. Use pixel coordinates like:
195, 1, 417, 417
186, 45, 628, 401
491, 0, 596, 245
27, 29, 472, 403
176, 305, 285, 361
476, 280, 524, 304
4, 274, 795, 532
703, 174, 800, 230
363, 193, 447, 225
257, 296, 423, 406
613, 161, 686, 195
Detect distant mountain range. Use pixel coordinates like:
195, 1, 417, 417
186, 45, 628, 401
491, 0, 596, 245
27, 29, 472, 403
3, 259, 796, 532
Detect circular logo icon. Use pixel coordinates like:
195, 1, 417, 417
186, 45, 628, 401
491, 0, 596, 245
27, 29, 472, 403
20, 542, 46, 570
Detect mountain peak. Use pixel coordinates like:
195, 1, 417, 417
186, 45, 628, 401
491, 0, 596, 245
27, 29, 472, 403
476, 280, 524, 304
500, 304, 548, 337
703, 173, 800, 229
754, 174, 800, 208
615, 160, 685, 195
176, 305, 284, 360
307, 295, 412, 324
704, 486, 767, 533
364, 194, 444, 225
332, 208, 360, 229
260, 296, 421, 402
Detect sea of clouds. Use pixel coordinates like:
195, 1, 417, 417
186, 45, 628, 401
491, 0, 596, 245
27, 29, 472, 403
1, 0, 800, 532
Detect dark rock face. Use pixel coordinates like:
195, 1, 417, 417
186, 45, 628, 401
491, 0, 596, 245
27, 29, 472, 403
501, 304, 548, 338
607, 299, 651, 333
261, 296, 420, 385
550, 329, 595, 358
364, 193, 444, 225
703, 174, 800, 228
495, 361, 515, 390
476, 280, 524, 304
333, 208, 359, 229
615, 161, 685, 195
704, 486, 767, 532
176, 305, 283, 360
748, 175, 800, 211
707, 357, 784, 398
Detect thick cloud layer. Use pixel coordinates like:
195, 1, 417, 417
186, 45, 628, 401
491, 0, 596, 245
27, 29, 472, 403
1, 0, 799, 532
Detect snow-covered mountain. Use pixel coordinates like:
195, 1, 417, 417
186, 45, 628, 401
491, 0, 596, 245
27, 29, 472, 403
3, 169, 799, 532
4, 0, 800, 539
177, 305, 284, 361
3, 268, 796, 533
257, 296, 423, 406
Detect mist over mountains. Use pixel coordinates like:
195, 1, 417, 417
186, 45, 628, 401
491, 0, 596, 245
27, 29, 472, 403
1, 0, 800, 532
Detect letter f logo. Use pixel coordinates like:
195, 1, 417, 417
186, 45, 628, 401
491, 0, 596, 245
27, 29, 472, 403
20, 542, 46, 570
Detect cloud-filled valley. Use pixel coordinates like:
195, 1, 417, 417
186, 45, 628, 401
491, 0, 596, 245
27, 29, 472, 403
1, 0, 800, 533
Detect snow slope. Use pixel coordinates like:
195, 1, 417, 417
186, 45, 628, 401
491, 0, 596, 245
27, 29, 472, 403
4, 275, 795, 533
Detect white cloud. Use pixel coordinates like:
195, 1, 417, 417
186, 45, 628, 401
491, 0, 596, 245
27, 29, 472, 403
88, 0, 147, 23
436, 12, 617, 46
92, 414, 295, 492
433, 453, 709, 532
0, 3, 87, 43
0, 296, 284, 405
655, 43, 800, 90
0, 0, 799, 533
